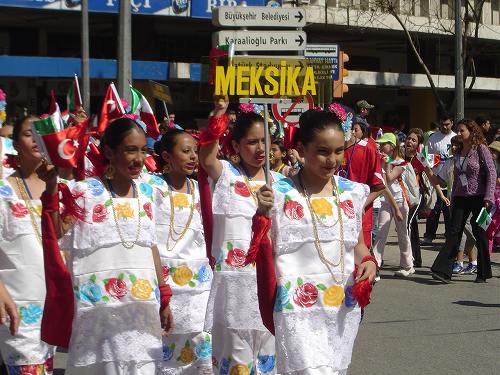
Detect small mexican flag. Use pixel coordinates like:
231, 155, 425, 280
129, 86, 160, 140
416, 146, 441, 169
32, 117, 87, 168
476, 206, 498, 239
66, 74, 82, 113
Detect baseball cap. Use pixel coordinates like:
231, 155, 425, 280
353, 115, 368, 126
375, 133, 397, 146
356, 100, 374, 109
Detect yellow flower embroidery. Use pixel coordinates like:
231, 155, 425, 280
311, 198, 333, 217
172, 193, 190, 209
230, 364, 250, 375
323, 285, 344, 307
179, 346, 195, 364
32, 205, 42, 217
172, 265, 194, 286
250, 183, 264, 193
131, 279, 153, 300
115, 202, 134, 219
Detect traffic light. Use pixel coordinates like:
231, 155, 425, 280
333, 51, 349, 98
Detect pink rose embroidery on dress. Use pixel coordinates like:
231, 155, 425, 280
92, 204, 108, 222
11, 202, 29, 218
283, 195, 304, 220
293, 279, 318, 307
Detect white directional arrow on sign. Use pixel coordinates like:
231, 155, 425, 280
213, 30, 307, 52
213, 6, 306, 28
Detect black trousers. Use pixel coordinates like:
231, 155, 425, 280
407, 196, 423, 267
424, 190, 451, 240
431, 195, 492, 280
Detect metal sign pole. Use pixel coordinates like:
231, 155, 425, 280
239, 98, 291, 186
263, 104, 271, 185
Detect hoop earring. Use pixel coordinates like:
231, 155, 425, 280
230, 154, 240, 164
269, 150, 275, 161
163, 162, 173, 174
104, 164, 115, 180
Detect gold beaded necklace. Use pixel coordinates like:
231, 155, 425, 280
165, 177, 195, 252
298, 171, 346, 284
15, 173, 42, 245
104, 178, 141, 250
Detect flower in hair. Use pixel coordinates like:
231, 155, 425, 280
328, 102, 354, 141
239, 103, 255, 113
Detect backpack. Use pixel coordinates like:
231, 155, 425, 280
401, 163, 420, 207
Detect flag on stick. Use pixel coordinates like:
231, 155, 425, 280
67, 74, 83, 113
130, 85, 160, 139
416, 145, 441, 169
32, 118, 88, 168
476, 206, 498, 239
98, 83, 125, 134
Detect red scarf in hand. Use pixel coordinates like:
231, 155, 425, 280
246, 214, 277, 335
40, 184, 85, 347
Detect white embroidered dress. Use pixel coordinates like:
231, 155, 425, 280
0, 177, 55, 369
154, 178, 213, 374
270, 176, 369, 374
62, 175, 163, 373
205, 161, 277, 375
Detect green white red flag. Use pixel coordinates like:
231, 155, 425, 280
129, 85, 160, 139
66, 74, 82, 113
98, 83, 125, 134
416, 146, 441, 169
476, 206, 497, 239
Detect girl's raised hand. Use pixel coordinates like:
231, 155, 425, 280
256, 184, 274, 215
36, 160, 58, 195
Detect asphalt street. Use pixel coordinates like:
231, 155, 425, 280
53, 222, 500, 374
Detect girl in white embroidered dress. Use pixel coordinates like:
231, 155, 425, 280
256, 109, 377, 375
153, 129, 213, 374
199, 101, 277, 375
0, 116, 56, 374
38, 118, 173, 374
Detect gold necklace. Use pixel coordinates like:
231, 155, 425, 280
237, 165, 267, 206
166, 178, 196, 252
299, 172, 345, 284
104, 178, 141, 250
15, 175, 42, 245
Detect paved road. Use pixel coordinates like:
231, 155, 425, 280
54, 223, 500, 374
350, 225, 500, 375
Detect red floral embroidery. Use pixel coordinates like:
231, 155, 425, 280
92, 204, 108, 223
293, 283, 318, 307
45, 357, 54, 372
143, 202, 153, 220
234, 181, 251, 197
162, 265, 170, 281
225, 248, 246, 268
18, 364, 38, 375
284, 197, 304, 220
339, 200, 355, 219
11, 202, 29, 218
104, 278, 128, 299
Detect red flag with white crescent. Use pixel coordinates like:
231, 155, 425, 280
98, 83, 125, 134
41, 121, 88, 168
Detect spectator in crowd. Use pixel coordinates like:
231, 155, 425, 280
404, 128, 449, 267
0, 121, 13, 139
270, 139, 293, 177
476, 115, 495, 144
337, 114, 385, 249
423, 121, 439, 144
356, 100, 374, 120
373, 133, 413, 277
421, 113, 456, 245
431, 119, 496, 283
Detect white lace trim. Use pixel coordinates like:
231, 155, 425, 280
274, 307, 360, 373
205, 272, 266, 331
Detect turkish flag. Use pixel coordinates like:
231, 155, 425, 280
42, 121, 87, 168
98, 83, 125, 134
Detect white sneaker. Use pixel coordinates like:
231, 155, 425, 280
394, 267, 415, 277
